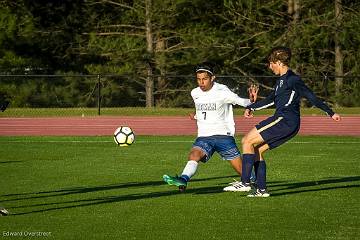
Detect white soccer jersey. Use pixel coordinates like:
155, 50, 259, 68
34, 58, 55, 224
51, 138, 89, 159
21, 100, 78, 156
191, 82, 251, 137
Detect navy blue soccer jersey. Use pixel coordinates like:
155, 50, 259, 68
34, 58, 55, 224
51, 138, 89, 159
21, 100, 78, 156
246, 70, 334, 120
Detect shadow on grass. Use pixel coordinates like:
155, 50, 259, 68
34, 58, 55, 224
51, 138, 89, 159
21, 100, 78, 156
8, 176, 239, 216
269, 176, 360, 197
1, 175, 238, 202
0, 161, 23, 164
4, 175, 359, 215
11, 190, 182, 216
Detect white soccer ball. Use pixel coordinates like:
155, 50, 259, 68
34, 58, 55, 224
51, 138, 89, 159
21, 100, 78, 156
114, 126, 135, 147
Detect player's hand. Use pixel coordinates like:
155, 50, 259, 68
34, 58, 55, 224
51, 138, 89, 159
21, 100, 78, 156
332, 113, 341, 121
244, 109, 253, 118
248, 84, 259, 102
189, 112, 197, 120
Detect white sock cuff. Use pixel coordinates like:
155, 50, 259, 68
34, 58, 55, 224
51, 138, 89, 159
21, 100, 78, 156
188, 160, 199, 165
181, 160, 199, 179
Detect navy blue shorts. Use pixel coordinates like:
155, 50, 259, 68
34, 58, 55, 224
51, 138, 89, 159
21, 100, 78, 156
256, 115, 300, 149
192, 135, 241, 162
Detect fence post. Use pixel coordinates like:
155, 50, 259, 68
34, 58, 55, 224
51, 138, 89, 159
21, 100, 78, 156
324, 74, 328, 97
97, 74, 101, 116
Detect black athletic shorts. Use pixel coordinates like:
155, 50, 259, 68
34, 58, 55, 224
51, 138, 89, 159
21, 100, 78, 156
256, 115, 300, 149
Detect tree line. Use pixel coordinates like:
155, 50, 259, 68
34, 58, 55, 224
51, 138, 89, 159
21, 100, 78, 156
0, 0, 359, 107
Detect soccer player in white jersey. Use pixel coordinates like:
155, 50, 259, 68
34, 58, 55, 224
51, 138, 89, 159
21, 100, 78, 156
163, 62, 258, 192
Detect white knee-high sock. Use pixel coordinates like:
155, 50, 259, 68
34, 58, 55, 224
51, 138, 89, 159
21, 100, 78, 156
180, 160, 198, 181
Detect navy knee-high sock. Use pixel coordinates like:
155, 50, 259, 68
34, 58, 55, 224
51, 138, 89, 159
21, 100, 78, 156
257, 161, 267, 190
241, 154, 255, 183
254, 160, 260, 178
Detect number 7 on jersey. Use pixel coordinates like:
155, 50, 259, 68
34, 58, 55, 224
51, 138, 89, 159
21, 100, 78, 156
202, 112, 207, 120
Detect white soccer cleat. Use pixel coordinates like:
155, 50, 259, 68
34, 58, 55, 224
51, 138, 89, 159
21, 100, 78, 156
247, 188, 270, 198
223, 180, 251, 192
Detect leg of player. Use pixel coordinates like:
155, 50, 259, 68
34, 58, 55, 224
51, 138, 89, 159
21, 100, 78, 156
247, 144, 270, 197
180, 148, 204, 181
229, 156, 242, 176
222, 136, 257, 192
253, 149, 260, 184
253, 143, 268, 183
240, 127, 265, 189
163, 148, 204, 192
223, 128, 263, 192
228, 156, 256, 182
223, 156, 249, 192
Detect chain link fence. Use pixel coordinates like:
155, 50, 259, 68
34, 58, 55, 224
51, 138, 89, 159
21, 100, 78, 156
0, 74, 359, 116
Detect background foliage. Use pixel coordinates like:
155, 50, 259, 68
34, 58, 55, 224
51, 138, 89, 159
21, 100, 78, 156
0, 0, 359, 107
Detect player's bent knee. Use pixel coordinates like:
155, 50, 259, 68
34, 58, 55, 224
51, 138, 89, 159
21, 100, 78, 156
189, 149, 205, 161
255, 144, 269, 156
241, 135, 252, 147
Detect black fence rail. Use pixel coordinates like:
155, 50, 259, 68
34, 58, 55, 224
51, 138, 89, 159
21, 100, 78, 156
0, 74, 359, 115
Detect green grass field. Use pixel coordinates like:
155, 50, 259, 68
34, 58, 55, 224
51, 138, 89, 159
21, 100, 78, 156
1, 135, 359, 239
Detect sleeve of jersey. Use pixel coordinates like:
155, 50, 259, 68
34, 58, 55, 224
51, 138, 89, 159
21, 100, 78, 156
294, 77, 335, 117
246, 91, 275, 111
223, 89, 252, 107
190, 89, 196, 101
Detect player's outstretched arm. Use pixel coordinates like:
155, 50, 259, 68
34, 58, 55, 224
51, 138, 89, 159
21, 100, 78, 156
246, 91, 275, 112
294, 77, 337, 117
224, 89, 252, 107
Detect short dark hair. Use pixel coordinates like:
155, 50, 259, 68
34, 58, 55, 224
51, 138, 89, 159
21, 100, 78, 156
267, 47, 291, 66
195, 62, 214, 76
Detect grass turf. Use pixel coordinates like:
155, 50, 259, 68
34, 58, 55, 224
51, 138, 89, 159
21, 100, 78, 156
0, 135, 359, 239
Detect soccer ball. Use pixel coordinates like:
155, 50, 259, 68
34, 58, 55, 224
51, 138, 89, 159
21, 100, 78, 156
114, 126, 135, 147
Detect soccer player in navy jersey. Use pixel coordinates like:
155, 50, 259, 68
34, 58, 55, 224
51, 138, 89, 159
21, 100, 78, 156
234, 47, 341, 197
